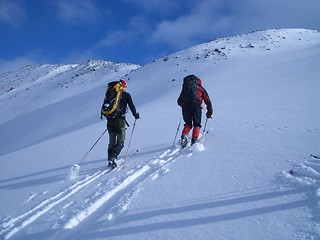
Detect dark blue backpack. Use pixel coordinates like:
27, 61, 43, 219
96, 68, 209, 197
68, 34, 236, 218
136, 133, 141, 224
182, 75, 199, 103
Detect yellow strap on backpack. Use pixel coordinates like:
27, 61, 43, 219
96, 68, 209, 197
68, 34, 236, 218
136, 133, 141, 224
101, 82, 124, 115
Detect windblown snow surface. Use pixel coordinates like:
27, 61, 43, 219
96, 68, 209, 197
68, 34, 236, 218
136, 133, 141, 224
0, 29, 320, 240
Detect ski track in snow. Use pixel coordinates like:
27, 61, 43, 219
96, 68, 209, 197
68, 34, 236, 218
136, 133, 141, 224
1, 145, 196, 239
2, 169, 109, 239
64, 165, 150, 229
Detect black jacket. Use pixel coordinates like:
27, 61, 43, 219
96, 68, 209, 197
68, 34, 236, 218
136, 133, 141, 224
117, 91, 139, 119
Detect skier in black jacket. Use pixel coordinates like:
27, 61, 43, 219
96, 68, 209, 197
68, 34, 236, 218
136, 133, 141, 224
105, 80, 139, 167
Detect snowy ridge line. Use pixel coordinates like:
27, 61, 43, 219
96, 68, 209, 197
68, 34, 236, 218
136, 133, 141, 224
64, 165, 150, 229
2, 168, 111, 240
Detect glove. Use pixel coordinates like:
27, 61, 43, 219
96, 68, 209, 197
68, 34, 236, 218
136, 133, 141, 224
134, 112, 140, 119
206, 112, 212, 119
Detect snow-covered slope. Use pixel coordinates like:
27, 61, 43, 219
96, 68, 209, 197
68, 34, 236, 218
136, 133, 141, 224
0, 29, 320, 240
0, 60, 140, 156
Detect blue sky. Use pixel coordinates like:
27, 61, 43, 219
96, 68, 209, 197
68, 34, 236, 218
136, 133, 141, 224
0, 0, 319, 74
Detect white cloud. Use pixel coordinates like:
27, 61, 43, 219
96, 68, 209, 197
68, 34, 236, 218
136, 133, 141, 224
0, 0, 26, 27
54, 0, 100, 24
0, 50, 55, 74
97, 15, 150, 48
128, 15, 151, 34
60, 49, 96, 64
149, 0, 220, 48
98, 30, 129, 47
243, 0, 320, 31
0, 56, 38, 74
149, 0, 320, 50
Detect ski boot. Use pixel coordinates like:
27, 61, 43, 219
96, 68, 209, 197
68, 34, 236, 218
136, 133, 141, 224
191, 137, 198, 145
108, 159, 117, 168
108, 154, 117, 168
181, 134, 188, 148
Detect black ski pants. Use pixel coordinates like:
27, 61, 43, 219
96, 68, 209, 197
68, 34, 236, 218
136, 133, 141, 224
182, 103, 202, 128
107, 118, 126, 159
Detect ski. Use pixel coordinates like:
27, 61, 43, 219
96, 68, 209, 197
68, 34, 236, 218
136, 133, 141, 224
105, 158, 126, 171
311, 154, 320, 159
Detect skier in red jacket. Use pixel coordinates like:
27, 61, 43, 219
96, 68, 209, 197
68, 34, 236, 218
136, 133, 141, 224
177, 75, 213, 147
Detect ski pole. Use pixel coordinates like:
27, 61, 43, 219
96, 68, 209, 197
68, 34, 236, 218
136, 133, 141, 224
203, 118, 208, 134
72, 128, 108, 170
200, 118, 209, 143
123, 118, 137, 168
172, 115, 182, 147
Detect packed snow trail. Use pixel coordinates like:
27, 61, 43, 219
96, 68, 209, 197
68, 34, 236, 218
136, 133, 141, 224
64, 144, 195, 230
1, 144, 200, 239
64, 165, 150, 229
2, 167, 113, 239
